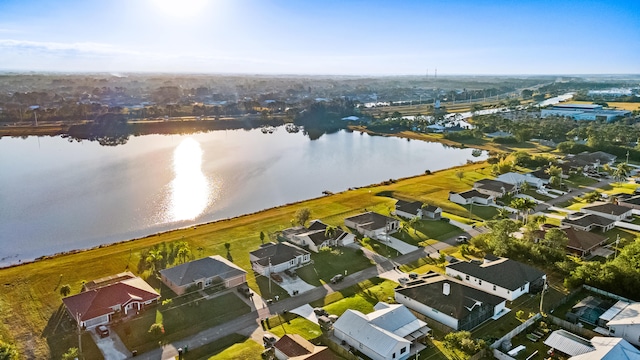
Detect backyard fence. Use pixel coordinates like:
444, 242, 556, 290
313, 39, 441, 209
492, 349, 516, 360
491, 313, 542, 349
582, 285, 632, 303
547, 315, 599, 339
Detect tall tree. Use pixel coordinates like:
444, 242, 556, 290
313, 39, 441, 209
613, 162, 631, 183
294, 208, 311, 227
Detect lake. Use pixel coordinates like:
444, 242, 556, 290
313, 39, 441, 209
0, 128, 487, 266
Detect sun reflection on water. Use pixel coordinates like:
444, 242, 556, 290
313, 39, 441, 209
167, 137, 214, 221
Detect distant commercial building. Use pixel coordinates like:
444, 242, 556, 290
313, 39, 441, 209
541, 104, 630, 122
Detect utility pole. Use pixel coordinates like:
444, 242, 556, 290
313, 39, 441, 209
76, 312, 83, 360
615, 235, 620, 259
539, 279, 547, 315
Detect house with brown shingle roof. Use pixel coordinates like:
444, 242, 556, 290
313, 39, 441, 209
533, 225, 608, 258
273, 334, 339, 360
62, 271, 160, 328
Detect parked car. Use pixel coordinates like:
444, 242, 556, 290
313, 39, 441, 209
330, 274, 344, 284
398, 277, 409, 285
408, 272, 419, 280
284, 269, 297, 278
96, 325, 109, 338
263, 333, 277, 347
314, 307, 329, 317
456, 235, 468, 243
237, 284, 252, 298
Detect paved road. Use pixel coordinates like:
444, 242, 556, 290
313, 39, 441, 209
134, 241, 456, 360
533, 178, 613, 213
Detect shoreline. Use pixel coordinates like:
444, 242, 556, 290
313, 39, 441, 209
0, 156, 487, 270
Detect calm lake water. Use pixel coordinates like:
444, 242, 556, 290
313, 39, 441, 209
0, 128, 486, 266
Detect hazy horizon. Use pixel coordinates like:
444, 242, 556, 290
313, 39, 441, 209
1, 0, 638, 75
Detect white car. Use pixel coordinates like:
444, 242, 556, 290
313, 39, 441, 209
456, 235, 468, 243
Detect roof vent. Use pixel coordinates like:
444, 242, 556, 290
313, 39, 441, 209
443, 283, 450, 296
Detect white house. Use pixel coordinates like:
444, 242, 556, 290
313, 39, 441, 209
606, 302, 640, 348
281, 220, 354, 252
395, 272, 507, 331
159, 255, 247, 295
581, 203, 633, 222
496, 172, 547, 189
344, 212, 399, 240
445, 256, 546, 301
448, 190, 494, 206
249, 242, 311, 276
570, 337, 640, 360
333, 302, 430, 360
394, 200, 442, 220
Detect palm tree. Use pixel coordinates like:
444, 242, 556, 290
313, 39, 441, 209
59, 284, 71, 297
494, 207, 512, 220
545, 165, 563, 188
613, 162, 631, 183
324, 225, 337, 240
145, 249, 163, 273
510, 197, 536, 223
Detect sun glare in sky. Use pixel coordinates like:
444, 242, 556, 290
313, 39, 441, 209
152, 0, 209, 18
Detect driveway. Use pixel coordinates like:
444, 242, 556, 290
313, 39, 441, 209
273, 272, 316, 296
90, 326, 131, 360
377, 234, 419, 254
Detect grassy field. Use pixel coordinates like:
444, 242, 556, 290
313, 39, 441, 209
0, 159, 495, 358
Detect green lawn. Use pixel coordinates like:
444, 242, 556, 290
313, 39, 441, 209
321, 280, 398, 316
463, 204, 500, 220
565, 174, 599, 188
265, 315, 322, 340
112, 293, 250, 354
309, 278, 390, 308
523, 189, 553, 201
180, 334, 261, 360
295, 247, 373, 286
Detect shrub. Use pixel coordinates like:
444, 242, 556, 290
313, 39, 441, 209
148, 323, 165, 338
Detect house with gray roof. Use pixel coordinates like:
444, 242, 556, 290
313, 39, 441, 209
249, 242, 311, 276
394, 200, 442, 220
281, 220, 354, 252
570, 337, 640, 360
533, 225, 608, 258
561, 213, 616, 232
606, 302, 640, 348
582, 203, 633, 221
344, 212, 399, 240
333, 302, 430, 360
448, 189, 494, 206
395, 272, 506, 331
445, 256, 546, 301
617, 195, 640, 210
473, 179, 518, 198
159, 255, 247, 295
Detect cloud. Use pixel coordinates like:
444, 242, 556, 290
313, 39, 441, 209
0, 39, 139, 56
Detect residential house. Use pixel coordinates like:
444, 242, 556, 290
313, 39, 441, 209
159, 255, 247, 296
249, 242, 311, 277
582, 203, 633, 222
496, 172, 547, 189
273, 334, 338, 360
563, 151, 617, 172
394, 200, 442, 220
570, 337, 640, 360
395, 272, 506, 331
281, 220, 354, 252
533, 225, 608, 258
617, 195, 640, 210
344, 212, 399, 240
445, 256, 546, 301
333, 302, 430, 360
561, 213, 616, 232
543, 330, 596, 357
448, 190, 494, 206
473, 179, 518, 198
62, 272, 160, 328
606, 302, 640, 347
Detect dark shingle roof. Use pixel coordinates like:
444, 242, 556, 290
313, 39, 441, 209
533, 227, 607, 252
250, 242, 309, 267
395, 200, 423, 215
396, 273, 505, 320
455, 189, 493, 200
344, 212, 396, 231
159, 256, 246, 287
583, 203, 631, 216
446, 258, 545, 291
474, 179, 515, 193
562, 213, 616, 229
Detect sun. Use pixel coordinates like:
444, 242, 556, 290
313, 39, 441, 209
152, 0, 209, 18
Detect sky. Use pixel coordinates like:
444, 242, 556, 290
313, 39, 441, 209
0, 0, 638, 75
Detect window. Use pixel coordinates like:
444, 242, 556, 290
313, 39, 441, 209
521, 285, 525, 291
479, 280, 482, 285
392, 353, 396, 359
401, 347, 407, 354
465, 275, 469, 280
493, 285, 496, 291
